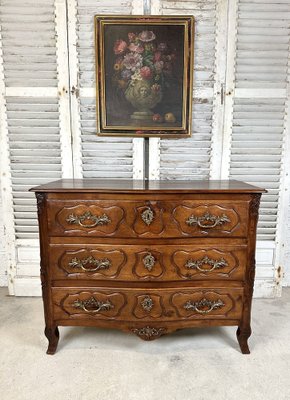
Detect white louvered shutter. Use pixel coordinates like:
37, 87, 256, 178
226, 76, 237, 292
285, 195, 290, 285
1, 0, 289, 296
222, 0, 290, 296
152, 0, 224, 180
0, 182, 7, 287
0, 0, 72, 295
68, 0, 138, 179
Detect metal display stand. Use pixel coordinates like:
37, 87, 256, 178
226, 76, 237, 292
144, 137, 150, 181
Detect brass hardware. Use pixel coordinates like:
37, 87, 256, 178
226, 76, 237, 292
142, 252, 156, 271
141, 295, 154, 312
141, 207, 154, 226
70, 85, 79, 98
185, 256, 228, 272
73, 297, 114, 313
184, 298, 224, 314
66, 211, 111, 228
186, 212, 230, 229
132, 326, 166, 340
69, 256, 111, 272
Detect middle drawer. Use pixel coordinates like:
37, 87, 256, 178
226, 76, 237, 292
49, 243, 248, 282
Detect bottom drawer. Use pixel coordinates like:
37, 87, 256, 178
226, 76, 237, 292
52, 287, 244, 322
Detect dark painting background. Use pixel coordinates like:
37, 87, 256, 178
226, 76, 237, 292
103, 23, 185, 129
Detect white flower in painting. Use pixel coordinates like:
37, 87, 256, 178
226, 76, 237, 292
131, 69, 143, 81
138, 30, 156, 42
123, 52, 143, 71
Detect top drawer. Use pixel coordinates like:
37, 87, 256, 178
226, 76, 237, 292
46, 198, 250, 238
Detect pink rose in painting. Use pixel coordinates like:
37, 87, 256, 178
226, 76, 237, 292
128, 32, 136, 42
114, 39, 127, 55
140, 66, 152, 80
128, 43, 144, 53
138, 30, 156, 42
154, 51, 162, 62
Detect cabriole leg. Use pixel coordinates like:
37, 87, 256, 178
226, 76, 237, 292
236, 326, 251, 354
45, 325, 59, 355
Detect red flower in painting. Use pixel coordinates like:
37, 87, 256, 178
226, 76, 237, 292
140, 66, 152, 80
114, 39, 127, 55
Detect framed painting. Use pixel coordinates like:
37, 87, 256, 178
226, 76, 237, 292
94, 15, 194, 137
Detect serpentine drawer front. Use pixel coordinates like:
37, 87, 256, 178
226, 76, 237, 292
30, 179, 265, 354
52, 287, 244, 322
46, 199, 249, 238
49, 243, 248, 281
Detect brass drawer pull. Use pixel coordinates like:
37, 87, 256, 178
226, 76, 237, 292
73, 297, 114, 313
185, 256, 228, 272
141, 207, 154, 226
69, 256, 111, 272
66, 211, 111, 228
184, 298, 224, 314
186, 212, 230, 229
142, 252, 156, 271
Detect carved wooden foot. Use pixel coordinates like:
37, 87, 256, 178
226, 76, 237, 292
236, 327, 251, 354
45, 326, 59, 355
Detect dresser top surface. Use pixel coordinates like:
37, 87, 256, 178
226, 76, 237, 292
30, 179, 265, 193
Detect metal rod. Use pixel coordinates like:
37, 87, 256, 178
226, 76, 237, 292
144, 137, 149, 181
143, 0, 151, 15
144, 0, 151, 181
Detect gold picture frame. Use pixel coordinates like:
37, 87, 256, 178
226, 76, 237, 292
94, 15, 194, 138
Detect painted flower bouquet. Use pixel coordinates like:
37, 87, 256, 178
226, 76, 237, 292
112, 30, 176, 122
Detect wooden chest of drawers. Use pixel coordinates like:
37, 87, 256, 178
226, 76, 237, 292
30, 179, 265, 354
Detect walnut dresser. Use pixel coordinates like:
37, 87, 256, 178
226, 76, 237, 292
30, 179, 265, 354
